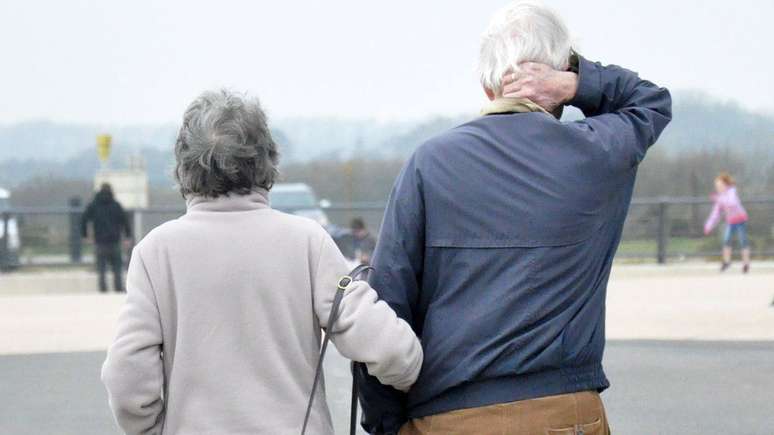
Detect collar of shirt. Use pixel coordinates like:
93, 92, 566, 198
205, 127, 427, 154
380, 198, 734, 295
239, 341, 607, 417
480, 97, 549, 116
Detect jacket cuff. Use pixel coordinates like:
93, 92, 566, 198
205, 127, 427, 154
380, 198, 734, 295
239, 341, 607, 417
569, 55, 602, 114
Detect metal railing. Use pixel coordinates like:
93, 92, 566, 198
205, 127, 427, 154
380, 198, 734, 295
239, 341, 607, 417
621, 196, 774, 262
2, 196, 773, 270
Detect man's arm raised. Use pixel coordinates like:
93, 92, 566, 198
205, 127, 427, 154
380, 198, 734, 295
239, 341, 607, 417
503, 55, 672, 171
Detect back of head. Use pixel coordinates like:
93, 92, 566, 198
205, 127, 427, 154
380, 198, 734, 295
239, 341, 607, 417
174, 89, 279, 198
478, 0, 572, 96
97, 183, 114, 202
717, 172, 736, 187
350, 217, 366, 231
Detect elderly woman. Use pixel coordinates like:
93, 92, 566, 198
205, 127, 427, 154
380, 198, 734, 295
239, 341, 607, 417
101, 90, 423, 434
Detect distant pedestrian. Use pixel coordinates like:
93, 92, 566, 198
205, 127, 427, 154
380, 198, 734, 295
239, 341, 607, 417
81, 183, 131, 292
351, 217, 376, 265
704, 172, 751, 273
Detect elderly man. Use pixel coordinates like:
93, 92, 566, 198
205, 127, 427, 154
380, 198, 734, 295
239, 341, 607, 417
355, 2, 671, 434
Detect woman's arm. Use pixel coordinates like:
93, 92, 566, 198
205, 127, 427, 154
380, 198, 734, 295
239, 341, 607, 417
312, 233, 423, 392
102, 249, 164, 435
704, 201, 721, 235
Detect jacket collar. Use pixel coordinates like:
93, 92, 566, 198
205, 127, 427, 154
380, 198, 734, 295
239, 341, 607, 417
480, 97, 549, 116
186, 189, 270, 213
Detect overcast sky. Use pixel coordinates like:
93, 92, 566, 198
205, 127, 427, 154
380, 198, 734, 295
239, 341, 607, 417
1, 0, 772, 124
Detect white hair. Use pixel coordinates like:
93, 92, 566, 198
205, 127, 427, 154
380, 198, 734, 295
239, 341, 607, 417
478, 1, 573, 95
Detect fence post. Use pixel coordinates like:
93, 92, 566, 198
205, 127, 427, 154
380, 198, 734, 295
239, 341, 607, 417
656, 200, 668, 264
125, 209, 142, 267
132, 209, 143, 245
68, 196, 83, 264
0, 212, 9, 271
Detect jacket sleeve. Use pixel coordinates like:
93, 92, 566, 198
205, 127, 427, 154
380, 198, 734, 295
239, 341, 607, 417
312, 232, 423, 392
568, 56, 672, 171
355, 154, 426, 434
101, 249, 164, 435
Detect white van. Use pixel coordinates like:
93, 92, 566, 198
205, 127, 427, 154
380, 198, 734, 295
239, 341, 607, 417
269, 183, 331, 229
0, 187, 21, 270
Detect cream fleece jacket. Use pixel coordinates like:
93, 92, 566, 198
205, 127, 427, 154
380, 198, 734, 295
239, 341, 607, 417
101, 190, 423, 435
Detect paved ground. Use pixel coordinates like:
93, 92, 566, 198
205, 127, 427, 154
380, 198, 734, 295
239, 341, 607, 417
2, 263, 773, 355
1, 263, 773, 434
605, 263, 774, 341
2, 341, 773, 435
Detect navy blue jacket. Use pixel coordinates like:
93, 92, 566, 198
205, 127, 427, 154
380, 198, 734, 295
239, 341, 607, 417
355, 57, 672, 434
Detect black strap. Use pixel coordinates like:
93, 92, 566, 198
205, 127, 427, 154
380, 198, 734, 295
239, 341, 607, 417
350, 361, 359, 434
301, 264, 373, 435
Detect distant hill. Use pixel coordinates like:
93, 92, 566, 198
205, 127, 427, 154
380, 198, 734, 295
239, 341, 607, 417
272, 117, 417, 161
660, 92, 774, 152
0, 121, 178, 162
1, 91, 771, 189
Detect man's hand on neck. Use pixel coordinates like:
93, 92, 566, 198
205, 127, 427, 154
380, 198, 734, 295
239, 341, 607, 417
500, 62, 579, 114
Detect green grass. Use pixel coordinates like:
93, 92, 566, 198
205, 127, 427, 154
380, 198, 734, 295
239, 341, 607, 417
618, 237, 713, 257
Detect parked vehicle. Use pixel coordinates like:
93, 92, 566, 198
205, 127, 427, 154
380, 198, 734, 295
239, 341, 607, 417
270, 183, 358, 266
0, 187, 21, 270
269, 183, 331, 229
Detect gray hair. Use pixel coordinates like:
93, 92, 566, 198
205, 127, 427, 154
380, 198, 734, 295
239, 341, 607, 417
478, 1, 572, 95
174, 89, 279, 198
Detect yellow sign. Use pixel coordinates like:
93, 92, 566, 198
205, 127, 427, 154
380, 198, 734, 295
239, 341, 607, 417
96, 134, 112, 163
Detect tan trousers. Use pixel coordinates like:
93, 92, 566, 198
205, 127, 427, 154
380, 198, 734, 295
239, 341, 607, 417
399, 391, 610, 435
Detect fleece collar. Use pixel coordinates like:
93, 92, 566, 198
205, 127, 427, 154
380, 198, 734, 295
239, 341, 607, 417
186, 189, 270, 213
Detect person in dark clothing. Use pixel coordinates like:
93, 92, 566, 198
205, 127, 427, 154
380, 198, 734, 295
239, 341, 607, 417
81, 183, 131, 292
354, 2, 671, 434
351, 217, 377, 265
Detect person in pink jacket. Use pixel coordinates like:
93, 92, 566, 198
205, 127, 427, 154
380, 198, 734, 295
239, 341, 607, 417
704, 172, 750, 273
